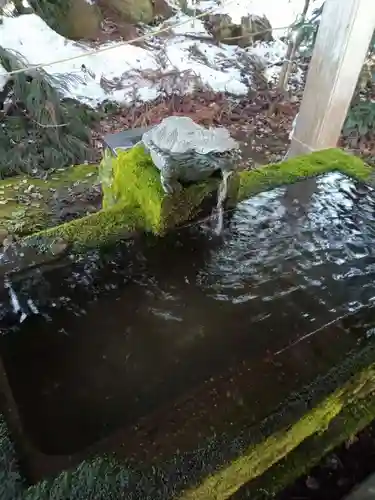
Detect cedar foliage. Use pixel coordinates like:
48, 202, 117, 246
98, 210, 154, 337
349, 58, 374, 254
0, 46, 96, 178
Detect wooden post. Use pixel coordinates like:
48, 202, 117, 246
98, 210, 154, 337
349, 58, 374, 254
288, 0, 375, 157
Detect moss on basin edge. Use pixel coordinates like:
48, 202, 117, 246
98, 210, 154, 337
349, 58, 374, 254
26, 148, 372, 249
178, 358, 375, 500
101, 145, 219, 235
237, 148, 372, 202
3, 351, 375, 500
26, 202, 143, 250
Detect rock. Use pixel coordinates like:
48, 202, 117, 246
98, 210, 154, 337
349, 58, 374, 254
205, 13, 273, 47
0, 235, 70, 279
153, 0, 173, 20
30, 0, 102, 40
205, 14, 240, 44
142, 116, 241, 193
63, 0, 102, 40
240, 15, 273, 45
101, 0, 158, 24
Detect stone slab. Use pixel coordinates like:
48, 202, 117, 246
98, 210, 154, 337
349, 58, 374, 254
344, 473, 375, 500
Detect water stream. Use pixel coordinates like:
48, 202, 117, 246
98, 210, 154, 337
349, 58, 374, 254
214, 170, 233, 235
1, 172, 375, 456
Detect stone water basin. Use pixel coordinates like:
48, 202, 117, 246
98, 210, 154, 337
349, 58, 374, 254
1, 171, 375, 487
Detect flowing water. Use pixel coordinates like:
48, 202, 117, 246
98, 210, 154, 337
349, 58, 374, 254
1, 172, 375, 457
215, 170, 233, 235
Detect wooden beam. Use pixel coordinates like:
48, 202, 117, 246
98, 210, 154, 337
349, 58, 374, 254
288, 0, 375, 157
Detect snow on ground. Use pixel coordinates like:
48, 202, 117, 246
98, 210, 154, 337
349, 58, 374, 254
165, 37, 248, 95
0, 14, 161, 105
249, 38, 303, 83
0, 1, 303, 107
168, 12, 209, 36
182, 0, 324, 33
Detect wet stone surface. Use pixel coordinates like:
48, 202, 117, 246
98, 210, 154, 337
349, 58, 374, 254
1, 172, 375, 457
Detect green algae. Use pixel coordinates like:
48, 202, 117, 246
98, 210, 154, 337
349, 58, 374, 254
24, 458, 128, 500
101, 145, 219, 234
237, 148, 372, 202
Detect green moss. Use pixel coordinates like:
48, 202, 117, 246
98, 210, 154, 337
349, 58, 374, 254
178, 363, 375, 500
27, 202, 143, 250
101, 145, 219, 234
27, 146, 218, 247
237, 149, 372, 202
249, 394, 375, 499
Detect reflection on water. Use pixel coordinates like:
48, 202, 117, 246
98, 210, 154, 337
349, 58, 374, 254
1, 172, 375, 455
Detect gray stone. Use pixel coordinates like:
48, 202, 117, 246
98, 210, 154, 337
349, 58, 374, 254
343, 474, 375, 500
141, 116, 241, 194
103, 127, 152, 156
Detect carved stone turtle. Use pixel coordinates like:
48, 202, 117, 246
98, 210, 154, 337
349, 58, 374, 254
142, 116, 241, 193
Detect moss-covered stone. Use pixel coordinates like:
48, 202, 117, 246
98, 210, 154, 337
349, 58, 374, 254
236, 148, 372, 202
2, 147, 375, 499
30, 0, 101, 40
101, 145, 219, 234
12, 148, 373, 250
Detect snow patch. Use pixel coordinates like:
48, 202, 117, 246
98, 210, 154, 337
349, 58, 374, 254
0, 14, 165, 104
168, 12, 209, 36
165, 39, 248, 94
0, 13, 254, 105
0, 0, 307, 107
184, 0, 324, 35
0, 64, 9, 91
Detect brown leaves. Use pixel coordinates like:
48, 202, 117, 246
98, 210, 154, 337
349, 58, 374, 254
92, 89, 300, 166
